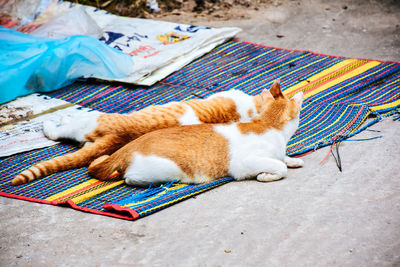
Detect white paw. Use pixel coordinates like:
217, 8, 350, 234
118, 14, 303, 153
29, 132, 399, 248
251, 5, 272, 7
256, 172, 284, 182
60, 115, 72, 126
284, 156, 304, 168
42, 121, 59, 140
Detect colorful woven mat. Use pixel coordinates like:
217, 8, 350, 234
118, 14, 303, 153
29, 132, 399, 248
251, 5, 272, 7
1, 41, 399, 220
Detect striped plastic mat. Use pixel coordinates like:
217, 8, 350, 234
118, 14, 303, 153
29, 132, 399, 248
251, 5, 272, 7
1, 41, 399, 220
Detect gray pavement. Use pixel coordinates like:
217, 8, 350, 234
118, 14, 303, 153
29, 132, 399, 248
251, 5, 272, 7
1, 0, 399, 266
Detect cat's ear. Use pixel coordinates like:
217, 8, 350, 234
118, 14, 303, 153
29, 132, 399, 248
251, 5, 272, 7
260, 88, 273, 103
292, 91, 303, 107
270, 79, 284, 99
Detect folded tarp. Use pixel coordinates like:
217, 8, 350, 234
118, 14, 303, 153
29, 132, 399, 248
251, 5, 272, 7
3, 0, 241, 86
0, 26, 134, 104
86, 8, 241, 85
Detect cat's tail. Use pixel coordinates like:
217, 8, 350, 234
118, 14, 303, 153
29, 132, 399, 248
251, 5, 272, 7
11, 138, 115, 186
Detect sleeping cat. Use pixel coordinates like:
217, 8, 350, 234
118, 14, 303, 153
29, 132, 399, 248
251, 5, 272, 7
12, 87, 266, 185
87, 81, 304, 186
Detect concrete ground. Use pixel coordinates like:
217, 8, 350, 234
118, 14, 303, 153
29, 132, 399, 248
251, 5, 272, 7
1, 0, 399, 266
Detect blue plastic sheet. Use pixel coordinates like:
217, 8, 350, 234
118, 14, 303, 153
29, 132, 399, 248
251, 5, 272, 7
0, 26, 134, 104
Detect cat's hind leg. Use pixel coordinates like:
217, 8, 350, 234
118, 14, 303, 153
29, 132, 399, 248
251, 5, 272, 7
284, 156, 304, 168
43, 112, 101, 143
43, 120, 88, 143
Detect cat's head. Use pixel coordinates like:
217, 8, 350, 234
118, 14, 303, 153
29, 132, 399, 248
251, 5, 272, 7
259, 80, 303, 137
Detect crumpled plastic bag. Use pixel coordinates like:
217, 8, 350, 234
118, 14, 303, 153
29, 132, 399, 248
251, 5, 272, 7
0, 26, 134, 104
30, 6, 103, 39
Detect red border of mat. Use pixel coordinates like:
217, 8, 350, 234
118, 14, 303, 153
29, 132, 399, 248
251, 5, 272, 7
1, 40, 399, 220
0, 192, 139, 220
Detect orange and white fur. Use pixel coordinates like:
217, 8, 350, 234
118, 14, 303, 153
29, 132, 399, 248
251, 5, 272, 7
12, 86, 265, 185
12, 81, 303, 186
87, 81, 303, 186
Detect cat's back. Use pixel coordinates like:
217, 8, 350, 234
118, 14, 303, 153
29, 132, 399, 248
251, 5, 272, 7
125, 123, 226, 154
206, 89, 261, 122
120, 123, 231, 184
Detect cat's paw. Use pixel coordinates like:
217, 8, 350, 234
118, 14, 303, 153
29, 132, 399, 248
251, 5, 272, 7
284, 156, 304, 168
256, 172, 284, 182
42, 121, 59, 140
60, 115, 72, 126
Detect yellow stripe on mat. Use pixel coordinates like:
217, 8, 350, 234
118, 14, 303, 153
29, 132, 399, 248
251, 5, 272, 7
45, 179, 123, 203
45, 179, 101, 201
70, 180, 124, 204
284, 59, 359, 96
370, 98, 400, 112
283, 59, 381, 100
304, 61, 381, 99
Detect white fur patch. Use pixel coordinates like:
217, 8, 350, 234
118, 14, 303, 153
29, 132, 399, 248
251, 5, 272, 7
214, 123, 287, 180
124, 153, 188, 186
207, 90, 258, 122
43, 111, 101, 143
177, 104, 201, 126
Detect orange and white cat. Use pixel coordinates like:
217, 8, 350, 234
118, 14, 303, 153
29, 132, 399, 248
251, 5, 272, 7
87, 81, 304, 186
12, 88, 266, 185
